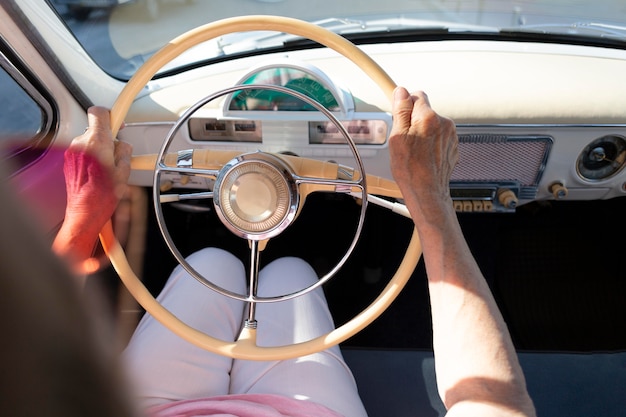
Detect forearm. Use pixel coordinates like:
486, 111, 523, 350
406, 194, 535, 416
427, 238, 532, 415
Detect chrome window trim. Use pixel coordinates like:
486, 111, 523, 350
0, 36, 56, 174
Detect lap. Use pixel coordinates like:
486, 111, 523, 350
124, 249, 365, 417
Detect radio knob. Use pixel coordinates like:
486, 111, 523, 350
497, 189, 518, 209
549, 182, 568, 199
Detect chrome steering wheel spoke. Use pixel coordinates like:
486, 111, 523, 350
151, 84, 368, 306
295, 175, 365, 196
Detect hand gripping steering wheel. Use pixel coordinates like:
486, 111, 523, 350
99, 15, 422, 360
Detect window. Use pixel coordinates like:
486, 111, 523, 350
0, 50, 54, 175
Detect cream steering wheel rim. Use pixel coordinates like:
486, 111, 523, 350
100, 15, 423, 360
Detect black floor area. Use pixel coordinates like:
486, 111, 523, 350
135, 191, 626, 353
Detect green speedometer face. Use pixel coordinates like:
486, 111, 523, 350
228, 67, 340, 111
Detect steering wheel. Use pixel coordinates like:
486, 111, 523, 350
99, 15, 423, 360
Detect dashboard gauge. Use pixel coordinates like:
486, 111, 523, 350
228, 66, 340, 111
577, 135, 626, 180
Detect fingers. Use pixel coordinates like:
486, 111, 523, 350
70, 106, 132, 181
390, 87, 434, 136
409, 91, 433, 127
79, 106, 129, 151
113, 140, 133, 199
86, 106, 113, 137
83, 106, 124, 140
114, 140, 133, 177
390, 87, 414, 137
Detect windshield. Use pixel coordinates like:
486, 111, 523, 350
48, 0, 626, 80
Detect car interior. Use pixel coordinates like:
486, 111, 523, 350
2, 1, 626, 416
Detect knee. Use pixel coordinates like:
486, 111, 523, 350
185, 247, 241, 269
259, 257, 318, 295
178, 247, 246, 293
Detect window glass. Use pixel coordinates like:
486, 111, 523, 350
0, 67, 43, 143
0, 64, 50, 171
49, 1, 626, 81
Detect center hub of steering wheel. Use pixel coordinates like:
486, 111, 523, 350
214, 153, 298, 240
229, 169, 278, 221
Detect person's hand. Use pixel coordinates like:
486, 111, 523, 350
388, 87, 458, 225
53, 106, 132, 275
63, 106, 132, 235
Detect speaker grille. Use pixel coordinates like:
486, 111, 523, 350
452, 135, 552, 186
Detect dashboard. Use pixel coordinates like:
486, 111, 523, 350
118, 41, 626, 214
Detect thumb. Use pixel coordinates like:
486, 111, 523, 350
87, 106, 113, 136
390, 87, 415, 136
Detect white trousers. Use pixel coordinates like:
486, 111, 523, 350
123, 247, 367, 417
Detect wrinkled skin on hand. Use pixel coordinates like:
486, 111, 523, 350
63, 110, 130, 233
53, 106, 132, 275
388, 87, 458, 226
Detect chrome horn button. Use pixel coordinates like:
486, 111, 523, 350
214, 152, 298, 240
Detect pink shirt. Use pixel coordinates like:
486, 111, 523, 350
148, 394, 343, 417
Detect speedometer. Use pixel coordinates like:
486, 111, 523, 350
228, 65, 341, 111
